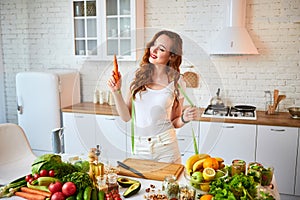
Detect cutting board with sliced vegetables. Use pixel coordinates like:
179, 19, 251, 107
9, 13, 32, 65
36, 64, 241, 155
117, 158, 184, 181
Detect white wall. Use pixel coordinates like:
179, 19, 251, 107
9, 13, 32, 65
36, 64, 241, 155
0, 21, 6, 123
0, 0, 299, 123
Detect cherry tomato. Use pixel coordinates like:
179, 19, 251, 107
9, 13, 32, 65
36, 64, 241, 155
25, 174, 32, 182
28, 178, 34, 184
39, 169, 48, 177
49, 169, 55, 177
33, 173, 40, 180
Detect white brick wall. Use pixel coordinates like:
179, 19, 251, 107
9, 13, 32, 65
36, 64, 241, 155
0, 0, 299, 123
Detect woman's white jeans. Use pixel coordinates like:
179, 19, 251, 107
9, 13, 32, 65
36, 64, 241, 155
132, 129, 182, 164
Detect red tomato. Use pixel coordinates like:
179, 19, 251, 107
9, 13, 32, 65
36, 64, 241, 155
62, 182, 76, 197
106, 193, 112, 199
25, 174, 32, 182
28, 178, 34, 184
49, 181, 63, 194
49, 170, 55, 177
51, 192, 65, 200
39, 169, 48, 177
33, 173, 40, 180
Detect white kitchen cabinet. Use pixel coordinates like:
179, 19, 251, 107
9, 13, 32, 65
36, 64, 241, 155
256, 125, 298, 195
63, 112, 97, 156
296, 128, 300, 196
199, 122, 256, 164
176, 121, 200, 164
95, 115, 128, 162
63, 112, 128, 162
72, 0, 144, 60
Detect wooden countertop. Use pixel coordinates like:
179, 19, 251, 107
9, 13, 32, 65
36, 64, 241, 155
62, 102, 300, 128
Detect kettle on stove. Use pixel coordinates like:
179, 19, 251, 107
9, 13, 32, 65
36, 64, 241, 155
210, 88, 224, 107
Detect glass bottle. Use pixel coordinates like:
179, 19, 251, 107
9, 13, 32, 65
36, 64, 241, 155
162, 175, 179, 199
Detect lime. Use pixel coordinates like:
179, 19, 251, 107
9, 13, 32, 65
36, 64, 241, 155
203, 167, 216, 181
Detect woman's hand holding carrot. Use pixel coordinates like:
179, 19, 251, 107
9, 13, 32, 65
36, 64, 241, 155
107, 55, 121, 93
113, 54, 120, 81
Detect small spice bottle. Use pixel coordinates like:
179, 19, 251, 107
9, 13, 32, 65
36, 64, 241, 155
162, 175, 179, 200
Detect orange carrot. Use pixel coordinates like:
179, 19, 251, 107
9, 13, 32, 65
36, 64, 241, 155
15, 191, 46, 200
20, 187, 51, 197
113, 54, 119, 81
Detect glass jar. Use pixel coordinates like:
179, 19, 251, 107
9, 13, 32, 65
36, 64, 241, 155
247, 162, 263, 183
162, 175, 179, 199
231, 159, 246, 176
261, 166, 274, 186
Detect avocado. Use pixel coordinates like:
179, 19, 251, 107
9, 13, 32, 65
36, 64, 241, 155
123, 182, 141, 198
117, 177, 140, 188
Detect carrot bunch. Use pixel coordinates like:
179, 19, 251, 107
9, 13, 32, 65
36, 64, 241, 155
15, 187, 51, 200
113, 54, 120, 81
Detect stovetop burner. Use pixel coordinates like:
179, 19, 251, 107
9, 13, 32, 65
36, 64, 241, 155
202, 105, 257, 120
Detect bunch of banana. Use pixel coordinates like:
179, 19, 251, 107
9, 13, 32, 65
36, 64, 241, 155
185, 154, 210, 175
185, 154, 226, 175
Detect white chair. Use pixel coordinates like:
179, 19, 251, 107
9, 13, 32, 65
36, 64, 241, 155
0, 123, 37, 184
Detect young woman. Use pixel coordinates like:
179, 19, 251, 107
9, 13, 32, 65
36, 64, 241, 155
107, 30, 198, 164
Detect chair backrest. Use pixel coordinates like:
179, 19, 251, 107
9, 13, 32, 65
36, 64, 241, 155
0, 123, 36, 164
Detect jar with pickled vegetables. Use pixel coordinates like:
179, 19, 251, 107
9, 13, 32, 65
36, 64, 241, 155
231, 159, 246, 176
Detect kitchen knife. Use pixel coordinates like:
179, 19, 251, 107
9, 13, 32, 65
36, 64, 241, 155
117, 161, 146, 179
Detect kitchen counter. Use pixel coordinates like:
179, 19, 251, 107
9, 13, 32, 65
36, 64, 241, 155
62, 102, 300, 128
4, 173, 280, 200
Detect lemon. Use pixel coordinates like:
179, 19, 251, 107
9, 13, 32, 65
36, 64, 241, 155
203, 167, 216, 181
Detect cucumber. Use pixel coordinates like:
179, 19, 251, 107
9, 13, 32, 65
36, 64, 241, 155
84, 186, 92, 200
76, 190, 83, 200
91, 188, 98, 200
66, 196, 76, 200
98, 190, 105, 200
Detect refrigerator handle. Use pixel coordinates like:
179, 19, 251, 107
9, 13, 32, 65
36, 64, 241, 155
17, 105, 23, 114
17, 96, 23, 114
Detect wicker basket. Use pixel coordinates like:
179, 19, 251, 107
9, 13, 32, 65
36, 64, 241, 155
183, 71, 199, 88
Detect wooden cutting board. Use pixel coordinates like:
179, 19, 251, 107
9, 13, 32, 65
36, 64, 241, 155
117, 158, 184, 181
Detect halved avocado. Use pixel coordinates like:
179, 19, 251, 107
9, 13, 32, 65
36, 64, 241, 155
117, 177, 140, 188
123, 182, 141, 198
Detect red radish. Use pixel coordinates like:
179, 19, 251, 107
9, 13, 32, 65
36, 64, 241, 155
62, 182, 76, 197
49, 181, 63, 194
51, 192, 65, 200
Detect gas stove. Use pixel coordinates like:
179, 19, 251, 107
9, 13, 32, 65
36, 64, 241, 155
202, 105, 257, 120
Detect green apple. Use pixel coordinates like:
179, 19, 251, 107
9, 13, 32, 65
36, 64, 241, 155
190, 171, 203, 184
190, 181, 200, 189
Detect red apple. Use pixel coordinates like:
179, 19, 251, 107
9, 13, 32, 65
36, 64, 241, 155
49, 181, 63, 194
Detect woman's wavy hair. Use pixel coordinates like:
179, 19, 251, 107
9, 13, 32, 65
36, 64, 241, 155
130, 30, 183, 107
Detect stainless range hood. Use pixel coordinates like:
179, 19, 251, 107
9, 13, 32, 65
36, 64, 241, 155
210, 0, 259, 55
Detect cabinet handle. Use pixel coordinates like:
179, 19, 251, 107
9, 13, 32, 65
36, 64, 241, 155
105, 118, 115, 120
177, 138, 185, 141
74, 115, 84, 118
222, 125, 234, 129
270, 128, 285, 132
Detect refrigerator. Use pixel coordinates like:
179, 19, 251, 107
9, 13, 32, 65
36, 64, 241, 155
16, 70, 81, 154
